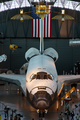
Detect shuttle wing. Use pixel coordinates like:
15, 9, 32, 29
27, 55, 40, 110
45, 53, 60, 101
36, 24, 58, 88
58, 75, 80, 96
58, 75, 80, 85
0, 74, 26, 96
0, 74, 80, 98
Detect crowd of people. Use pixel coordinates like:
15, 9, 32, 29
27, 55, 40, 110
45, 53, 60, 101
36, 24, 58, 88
58, 104, 80, 120
10, 114, 23, 120
0, 114, 23, 120
3, 114, 23, 120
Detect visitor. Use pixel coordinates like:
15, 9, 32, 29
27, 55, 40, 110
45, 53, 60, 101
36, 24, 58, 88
71, 111, 74, 120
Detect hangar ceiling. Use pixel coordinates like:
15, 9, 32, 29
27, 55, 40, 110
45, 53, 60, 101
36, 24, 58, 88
0, 0, 79, 38
0, 0, 79, 12
0, 0, 80, 3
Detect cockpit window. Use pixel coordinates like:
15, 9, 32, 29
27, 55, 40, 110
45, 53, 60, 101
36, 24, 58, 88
44, 75, 47, 79
48, 74, 53, 80
30, 74, 34, 79
30, 72, 54, 81
50, 74, 54, 80
37, 75, 40, 79
32, 75, 37, 79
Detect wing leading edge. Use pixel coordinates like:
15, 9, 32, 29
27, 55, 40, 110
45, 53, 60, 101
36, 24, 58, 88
0, 74, 26, 96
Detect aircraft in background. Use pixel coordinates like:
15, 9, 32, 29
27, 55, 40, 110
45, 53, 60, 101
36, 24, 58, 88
0, 54, 7, 62
9, 44, 22, 51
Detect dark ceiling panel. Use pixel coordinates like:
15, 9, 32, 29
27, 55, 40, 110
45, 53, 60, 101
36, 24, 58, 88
75, 0, 80, 1
68, 0, 80, 2
0, 0, 11, 2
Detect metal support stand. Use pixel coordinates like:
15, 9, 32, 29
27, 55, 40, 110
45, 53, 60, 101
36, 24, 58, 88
40, 19, 44, 54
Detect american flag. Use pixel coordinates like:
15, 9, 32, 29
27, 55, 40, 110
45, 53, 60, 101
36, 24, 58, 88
32, 6, 52, 38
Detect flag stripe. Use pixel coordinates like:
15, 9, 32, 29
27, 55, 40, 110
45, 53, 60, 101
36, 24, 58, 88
43, 20, 44, 37
47, 15, 48, 37
36, 19, 38, 37
38, 19, 39, 37
48, 6, 50, 37
35, 19, 36, 37
32, 19, 33, 37
44, 17, 45, 37
50, 6, 52, 37
33, 19, 35, 37
48, 13, 50, 37
45, 16, 47, 37
32, 6, 52, 37
39, 20, 41, 37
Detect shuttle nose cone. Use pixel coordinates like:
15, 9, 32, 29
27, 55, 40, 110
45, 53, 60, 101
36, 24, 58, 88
33, 91, 53, 109
37, 100, 48, 109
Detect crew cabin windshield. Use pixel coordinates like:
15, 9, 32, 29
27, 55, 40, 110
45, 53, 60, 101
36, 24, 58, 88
30, 72, 54, 81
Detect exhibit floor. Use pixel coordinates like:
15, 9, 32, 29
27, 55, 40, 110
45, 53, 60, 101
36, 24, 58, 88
0, 84, 80, 120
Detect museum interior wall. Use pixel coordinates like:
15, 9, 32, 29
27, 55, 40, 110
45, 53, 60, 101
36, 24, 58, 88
0, 38, 80, 75
0, 7, 80, 74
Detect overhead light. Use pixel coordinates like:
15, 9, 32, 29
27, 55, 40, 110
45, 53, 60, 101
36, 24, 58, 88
20, 9, 24, 22
20, 9, 23, 14
61, 9, 65, 15
61, 9, 65, 22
